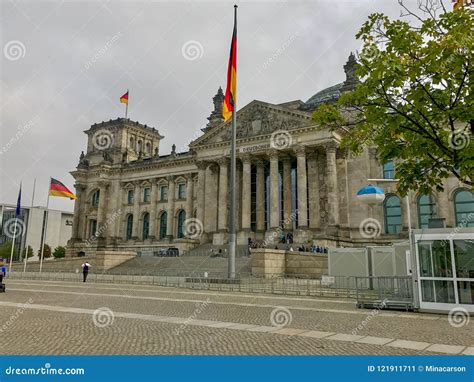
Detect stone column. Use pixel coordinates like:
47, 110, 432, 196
282, 157, 292, 230
256, 160, 266, 232
185, 173, 194, 221
97, 182, 109, 239
148, 179, 158, 240
437, 186, 452, 228
368, 147, 379, 179
241, 155, 252, 231
235, 162, 242, 232
295, 146, 308, 228
196, 162, 207, 226
269, 149, 280, 229
132, 181, 141, 239
217, 158, 228, 231
307, 151, 321, 229
72, 184, 85, 240
166, 176, 175, 239
326, 142, 339, 226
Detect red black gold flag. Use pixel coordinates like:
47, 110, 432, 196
222, 15, 237, 122
49, 178, 77, 200
120, 91, 129, 104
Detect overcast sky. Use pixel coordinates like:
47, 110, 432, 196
1, 0, 411, 212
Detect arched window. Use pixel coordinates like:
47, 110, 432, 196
383, 160, 395, 179
384, 195, 402, 234
129, 137, 134, 149
454, 190, 474, 227
418, 194, 436, 228
159, 211, 167, 239
142, 213, 150, 240
126, 214, 133, 240
177, 210, 186, 238
137, 140, 143, 153
91, 190, 100, 207
145, 142, 151, 154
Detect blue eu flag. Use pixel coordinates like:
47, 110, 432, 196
16, 184, 21, 217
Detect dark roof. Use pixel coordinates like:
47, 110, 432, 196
299, 82, 343, 112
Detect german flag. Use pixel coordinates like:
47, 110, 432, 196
222, 10, 237, 122
49, 178, 76, 200
120, 90, 129, 104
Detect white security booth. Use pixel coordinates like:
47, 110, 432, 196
413, 228, 474, 313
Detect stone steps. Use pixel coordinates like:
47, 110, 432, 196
107, 255, 252, 276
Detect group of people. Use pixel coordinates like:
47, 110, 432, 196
287, 244, 329, 254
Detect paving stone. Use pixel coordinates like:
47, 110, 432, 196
355, 336, 394, 346
425, 344, 465, 354
246, 326, 278, 333
325, 333, 365, 342
297, 330, 335, 339
461, 347, 474, 355
386, 339, 431, 351
273, 328, 308, 336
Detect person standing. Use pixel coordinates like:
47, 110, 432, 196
81, 261, 91, 282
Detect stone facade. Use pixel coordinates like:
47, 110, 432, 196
68, 54, 470, 256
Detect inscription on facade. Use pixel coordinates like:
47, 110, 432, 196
238, 143, 271, 153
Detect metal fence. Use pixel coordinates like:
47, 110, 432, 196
7, 271, 358, 299
355, 276, 414, 311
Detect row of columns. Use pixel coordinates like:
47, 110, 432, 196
195, 143, 340, 235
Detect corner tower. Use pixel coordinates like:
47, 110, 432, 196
80, 118, 164, 167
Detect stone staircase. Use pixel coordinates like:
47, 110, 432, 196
184, 243, 249, 257
107, 255, 252, 277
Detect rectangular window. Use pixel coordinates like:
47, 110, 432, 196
178, 183, 186, 199
383, 161, 395, 179
127, 190, 134, 205
143, 187, 151, 203
160, 186, 168, 201
90, 220, 97, 238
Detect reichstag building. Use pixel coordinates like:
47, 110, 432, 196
68, 53, 473, 255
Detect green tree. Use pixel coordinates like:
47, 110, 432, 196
313, 1, 473, 195
52, 246, 66, 259
0, 241, 13, 260
38, 244, 52, 259
22, 245, 34, 260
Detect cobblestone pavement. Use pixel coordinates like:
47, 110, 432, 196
0, 279, 472, 355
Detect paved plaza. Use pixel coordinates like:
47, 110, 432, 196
0, 279, 472, 355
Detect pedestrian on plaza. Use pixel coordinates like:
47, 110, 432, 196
0, 259, 6, 291
81, 261, 91, 282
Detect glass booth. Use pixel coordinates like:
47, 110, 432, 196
414, 229, 474, 312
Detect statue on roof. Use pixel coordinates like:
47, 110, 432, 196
203, 87, 225, 131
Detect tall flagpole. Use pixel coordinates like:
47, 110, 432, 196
8, 217, 18, 272
228, 4, 237, 280
39, 178, 51, 273
23, 178, 36, 273
9, 182, 22, 272
125, 89, 129, 119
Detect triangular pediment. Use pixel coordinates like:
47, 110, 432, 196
190, 100, 312, 147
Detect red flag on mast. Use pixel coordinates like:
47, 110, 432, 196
222, 15, 237, 122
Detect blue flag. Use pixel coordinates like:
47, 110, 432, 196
16, 184, 21, 217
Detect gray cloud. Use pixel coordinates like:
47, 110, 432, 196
1, 0, 408, 211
